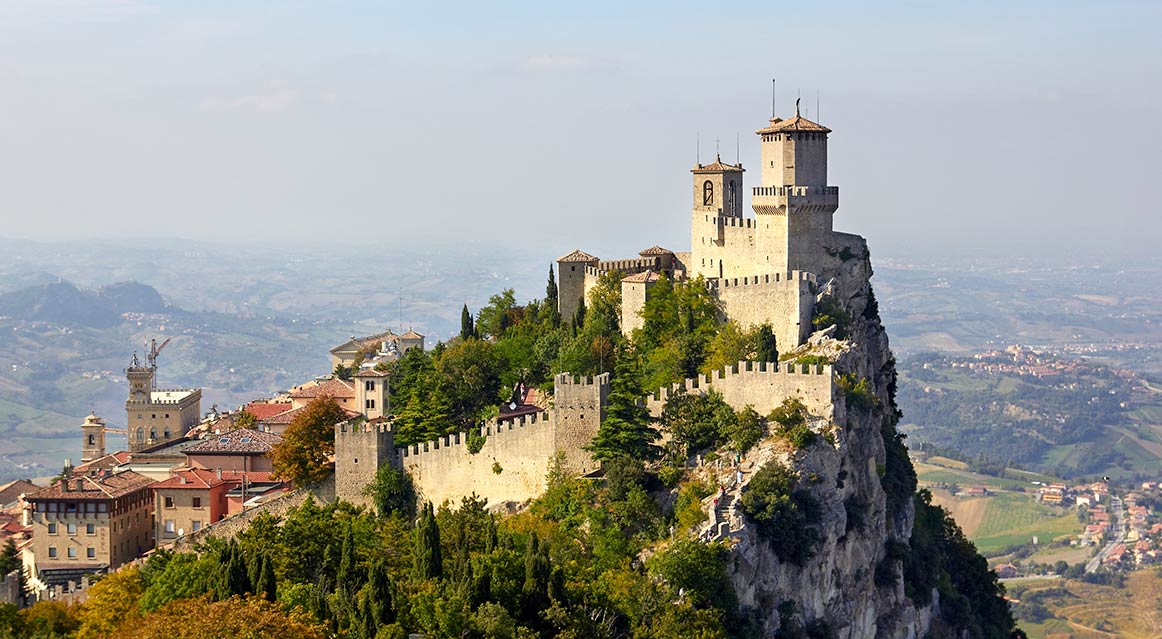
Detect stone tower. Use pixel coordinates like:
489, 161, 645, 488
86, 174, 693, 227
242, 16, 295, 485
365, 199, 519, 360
552, 372, 610, 476
690, 154, 746, 280
80, 413, 106, 463
556, 250, 599, 327
752, 102, 839, 276
354, 368, 390, 420
334, 420, 396, 508
125, 351, 202, 452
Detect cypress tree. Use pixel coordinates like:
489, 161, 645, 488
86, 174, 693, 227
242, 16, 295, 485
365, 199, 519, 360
260, 552, 277, 602
460, 304, 475, 341
572, 298, 586, 329
546, 266, 558, 305
585, 347, 660, 461
757, 324, 778, 363
365, 559, 394, 627
218, 541, 250, 599
336, 525, 363, 593
412, 502, 443, 580
521, 533, 552, 625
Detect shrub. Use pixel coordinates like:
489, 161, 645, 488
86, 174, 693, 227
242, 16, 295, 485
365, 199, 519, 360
738, 463, 822, 565
811, 295, 851, 339
728, 406, 766, 453
836, 374, 877, 411
768, 399, 817, 449
794, 354, 831, 367
465, 429, 487, 454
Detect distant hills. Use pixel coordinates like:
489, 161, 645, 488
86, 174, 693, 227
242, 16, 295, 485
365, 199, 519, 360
0, 280, 167, 328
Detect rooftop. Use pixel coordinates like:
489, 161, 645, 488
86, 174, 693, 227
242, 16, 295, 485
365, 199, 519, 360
622, 270, 661, 283
639, 245, 674, 256
289, 378, 355, 400
756, 114, 830, 135
74, 451, 132, 473
354, 367, 389, 378
0, 479, 39, 506
261, 405, 360, 426
558, 249, 599, 263
182, 428, 282, 455
330, 330, 396, 354
149, 389, 197, 403
692, 154, 745, 173
26, 470, 155, 501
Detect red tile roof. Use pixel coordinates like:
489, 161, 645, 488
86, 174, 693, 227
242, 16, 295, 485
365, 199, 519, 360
26, 470, 155, 501
183, 429, 282, 455
354, 368, 389, 378
558, 250, 599, 263
243, 401, 294, 420
639, 245, 674, 256
755, 114, 830, 134
262, 405, 360, 426
289, 378, 355, 400
74, 451, 132, 473
153, 468, 229, 490
0, 480, 40, 505
691, 154, 744, 173
622, 270, 661, 284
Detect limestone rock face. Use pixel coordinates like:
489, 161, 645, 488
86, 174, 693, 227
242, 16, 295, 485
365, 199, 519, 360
726, 234, 936, 639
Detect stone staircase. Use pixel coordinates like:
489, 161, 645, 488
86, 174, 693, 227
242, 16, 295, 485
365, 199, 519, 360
700, 466, 747, 542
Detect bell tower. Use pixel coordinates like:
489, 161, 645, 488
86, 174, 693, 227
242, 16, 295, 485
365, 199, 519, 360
752, 100, 839, 275
81, 413, 106, 463
690, 154, 745, 280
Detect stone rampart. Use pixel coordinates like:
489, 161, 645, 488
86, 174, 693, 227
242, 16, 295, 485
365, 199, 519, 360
399, 412, 558, 507
710, 271, 815, 350
645, 360, 838, 422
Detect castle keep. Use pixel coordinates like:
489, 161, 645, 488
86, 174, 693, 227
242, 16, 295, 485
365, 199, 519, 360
335, 101, 852, 509
558, 104, 839, 352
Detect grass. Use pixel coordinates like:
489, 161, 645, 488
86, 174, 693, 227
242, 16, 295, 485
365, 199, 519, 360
1013, 570, 1162, 639
973, 493, 1078, 556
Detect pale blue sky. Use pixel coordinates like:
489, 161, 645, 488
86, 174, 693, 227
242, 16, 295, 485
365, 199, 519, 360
0, 1, 1158, 259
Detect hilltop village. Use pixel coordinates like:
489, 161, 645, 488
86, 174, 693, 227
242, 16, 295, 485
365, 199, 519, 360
0, 103, 1020, 639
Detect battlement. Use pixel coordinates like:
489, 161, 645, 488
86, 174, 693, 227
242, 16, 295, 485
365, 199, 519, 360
645, 360, 837, 420
752, 185, 838, 198
705, 271, 815, 291
336, 421, 391, 435
396, 410, 557, 462
708, 215, 755, 229
553, 372, 611, 387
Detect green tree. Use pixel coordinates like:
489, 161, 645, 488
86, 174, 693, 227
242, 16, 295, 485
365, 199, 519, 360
700, 321, 755, 375
477, 289, 517, 339
433, 338, 502, 428
413, 502, 443, 581
233, 410, 258, 430
658, 388, 735, 455
738, 462, 822, 565
271, 396, 349, 485
729, 406, 766, 453
586, 270, 623, 335
364, 464, 417, 519
545, 266, 560, 327
586, 347, 660, 461
334, 363, 353, 381
755, 324, 778, 363
460, 304, 476, 341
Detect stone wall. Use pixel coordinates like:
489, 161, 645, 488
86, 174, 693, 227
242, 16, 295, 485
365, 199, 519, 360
400, 414, 557, 508
712, 272, 815, 351
645, 360, 838, 422
334, 421, 394, 509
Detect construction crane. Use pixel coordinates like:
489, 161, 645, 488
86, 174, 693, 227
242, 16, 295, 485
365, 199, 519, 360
145, 337, 171, 369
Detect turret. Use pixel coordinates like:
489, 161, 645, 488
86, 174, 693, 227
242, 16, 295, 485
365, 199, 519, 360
81, 413, 106, 463
556, 250, 599, 326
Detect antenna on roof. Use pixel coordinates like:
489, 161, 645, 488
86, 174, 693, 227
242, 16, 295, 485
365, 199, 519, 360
696, 133, 700, 166
735, 132, 740, 164
817, 90, 820, 121
715, 137, 720, 158
797, 88, 801, 117
771, 78, 776, 118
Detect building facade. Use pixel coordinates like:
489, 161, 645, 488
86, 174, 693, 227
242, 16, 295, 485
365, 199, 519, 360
125, 353, 202, 453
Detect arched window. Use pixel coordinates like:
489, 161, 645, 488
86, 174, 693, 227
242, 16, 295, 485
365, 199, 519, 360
87, 434, 95, 446
703, 180, 714, 206
149, 429, 157, 441
163, 429, 171, 440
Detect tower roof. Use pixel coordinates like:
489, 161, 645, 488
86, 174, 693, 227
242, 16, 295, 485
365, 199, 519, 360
692, 154, 744, 173
638, 245, 674, 256
756, 114, 830, 134
622, 270, 661, 284
558, 249, 599, 263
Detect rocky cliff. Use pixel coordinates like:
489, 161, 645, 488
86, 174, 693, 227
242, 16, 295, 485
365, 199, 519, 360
705, 233, 1016, 639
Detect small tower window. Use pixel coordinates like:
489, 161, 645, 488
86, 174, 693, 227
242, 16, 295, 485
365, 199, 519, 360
702, 180, 714, 206
87, 434, 95, 446
727, 180, 737, 215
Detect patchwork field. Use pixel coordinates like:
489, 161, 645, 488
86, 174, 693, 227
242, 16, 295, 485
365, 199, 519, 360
1012, 570, 1162, 639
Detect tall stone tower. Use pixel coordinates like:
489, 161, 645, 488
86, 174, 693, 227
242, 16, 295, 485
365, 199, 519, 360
334, 420, 396, 508
80, 413, 106, 463
125, 351, 202, 452
690, 155, 745, 280
556, 250, 599, 327
752, 102, 839, 276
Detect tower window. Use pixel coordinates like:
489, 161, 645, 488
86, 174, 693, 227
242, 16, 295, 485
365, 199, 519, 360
702, 180, 714, 206
88, 434, 95, 445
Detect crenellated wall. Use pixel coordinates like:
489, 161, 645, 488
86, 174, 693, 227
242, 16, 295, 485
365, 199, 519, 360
710, 272, 816, 351
645, 360, 838, 423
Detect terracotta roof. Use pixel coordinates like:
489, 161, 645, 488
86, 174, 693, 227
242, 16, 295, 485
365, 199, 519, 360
262, 405, 360, 426
289, 378, 355, 400
354, 367, 389, 378
756, 114, 830, 134
691, 154, 744, 173
330, 331, 396, 354
153, 468, 230, 490
622, 270, 661, 283
243, 401, 294, 420
26, 470, 155, 501
558, 250, 599, 263
754, 117, 784, 134
639, 245, 674, 256
75, 451, 132, 473
401, 329, 423, 339
0, 480, 39, 505
183, 428, 281, 455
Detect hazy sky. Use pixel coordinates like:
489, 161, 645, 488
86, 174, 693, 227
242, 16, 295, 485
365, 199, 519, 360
1, 1, 1158, 261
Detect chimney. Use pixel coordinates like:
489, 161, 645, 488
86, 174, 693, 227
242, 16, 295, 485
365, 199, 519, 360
179, 475, 187, 485
216, 468, 222, 480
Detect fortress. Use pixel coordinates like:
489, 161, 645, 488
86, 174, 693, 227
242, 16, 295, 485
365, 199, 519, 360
335, 102, 854, 508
